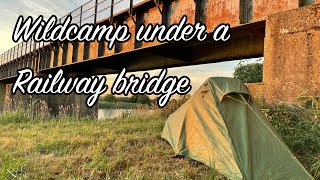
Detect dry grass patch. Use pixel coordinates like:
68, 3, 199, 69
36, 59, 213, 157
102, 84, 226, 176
0, 113, 219, 179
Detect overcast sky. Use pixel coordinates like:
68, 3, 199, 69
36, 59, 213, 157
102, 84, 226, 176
0, 0, 260, 94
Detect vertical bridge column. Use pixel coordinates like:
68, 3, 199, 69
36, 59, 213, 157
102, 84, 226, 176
44, 72, 99, 119
249, 3, 320, 102
0, 73, 99, 118
0, 82, 6, 111
46, 93, 99, 119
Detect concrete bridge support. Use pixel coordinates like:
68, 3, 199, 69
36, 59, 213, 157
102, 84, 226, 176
0, 83, 6, 111
1, 83, 98, 119
248, 3, 320, 102
46, 93, 98, 119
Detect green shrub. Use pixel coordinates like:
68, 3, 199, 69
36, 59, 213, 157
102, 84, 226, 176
233, 62, 263, 83
102, 94, 117, 102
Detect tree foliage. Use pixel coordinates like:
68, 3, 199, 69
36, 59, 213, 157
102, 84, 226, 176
136, 95, 152, 105
130, 95, 151, 105
233, 62, 263, 83
101, 94, 152, 105
103, 94, 117, 102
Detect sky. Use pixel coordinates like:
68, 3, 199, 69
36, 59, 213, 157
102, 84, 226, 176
0, 0, 88, 53
0, 0, 261, 95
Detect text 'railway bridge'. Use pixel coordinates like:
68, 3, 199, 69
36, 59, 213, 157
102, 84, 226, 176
0, 0, 320, 117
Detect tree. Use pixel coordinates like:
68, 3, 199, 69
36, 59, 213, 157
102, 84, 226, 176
103, 94, 117, 102
233, 61, 263, 83
130, 95, 139, 103
136, 95, 151, 105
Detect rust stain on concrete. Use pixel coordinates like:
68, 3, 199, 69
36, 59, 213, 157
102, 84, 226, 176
141, 6, 163, 48
253, 0, 299, 21
205, 0, 240, 32
122, 18, 136, 52
170, 0, 195, 24
89, 41, 99, 59
77, 42, 84, 62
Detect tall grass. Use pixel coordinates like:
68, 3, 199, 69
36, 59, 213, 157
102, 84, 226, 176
2, 97, 88, 121
260, 98, 320, 178
3, 97, 51, 120
159, 95, 190, 118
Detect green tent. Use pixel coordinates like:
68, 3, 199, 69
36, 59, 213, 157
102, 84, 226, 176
162, 77, 313, 180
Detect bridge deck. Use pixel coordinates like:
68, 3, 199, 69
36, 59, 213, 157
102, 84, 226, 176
0, 0, 318, 81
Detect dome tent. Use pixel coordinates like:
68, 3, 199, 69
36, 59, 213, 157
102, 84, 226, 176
162, 77, 313, 179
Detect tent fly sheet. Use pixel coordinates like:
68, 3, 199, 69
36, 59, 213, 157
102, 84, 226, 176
162, 77, 313, 180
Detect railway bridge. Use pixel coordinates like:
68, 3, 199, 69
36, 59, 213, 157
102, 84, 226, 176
0, 0, 320, 117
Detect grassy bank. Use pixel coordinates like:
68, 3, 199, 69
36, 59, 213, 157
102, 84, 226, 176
0, 112, 217, 179
0, 101, 319, 179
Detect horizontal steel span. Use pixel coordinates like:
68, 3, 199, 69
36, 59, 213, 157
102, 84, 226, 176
0, 0, 318, 81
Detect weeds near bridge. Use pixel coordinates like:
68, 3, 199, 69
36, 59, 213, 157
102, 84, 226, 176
2, 97, 83, 121
159, 94, 190, 118
260, 98, 320, 178
58, 104, 80, 119
2, 97, 50, 121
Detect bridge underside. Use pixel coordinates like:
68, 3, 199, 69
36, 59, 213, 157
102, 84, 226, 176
43, 21, 265, 76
